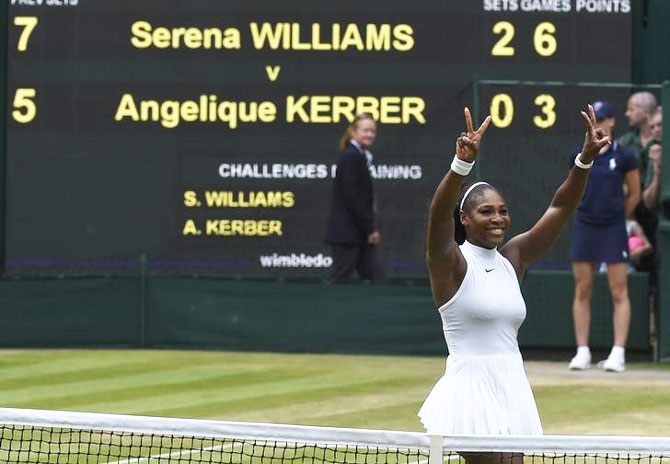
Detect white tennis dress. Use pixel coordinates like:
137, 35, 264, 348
418, 240, 543, 435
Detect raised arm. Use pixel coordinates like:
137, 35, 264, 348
642, 144, 662, 209
427, 108, 491, 306
501, 105, 611, 278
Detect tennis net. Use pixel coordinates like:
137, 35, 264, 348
1, 407, 670, 463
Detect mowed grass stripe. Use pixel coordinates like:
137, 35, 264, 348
146, 375, 429, 420
0, 350, 295, 382
7, 367, 318, 411
536, 384, 670, 435
0, 362, 285, 404
7, 350, 670, 435
0, 358, 239, 392
222, 383, 429, 424
0, 351, 146, 381
0, 351, 337, 404
0, 351, 442, 416
309, 402, 426, 430
66, 368, 429, 416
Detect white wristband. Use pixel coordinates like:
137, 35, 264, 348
451, 155, 475, 176
574, 153, 593, 169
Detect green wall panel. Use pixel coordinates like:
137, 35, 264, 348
520, 271, 649, 349
0, 271, 652, 353
0, 278, 141, 347
146, 279, 443, 355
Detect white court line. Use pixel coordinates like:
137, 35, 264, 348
104, 441, 238, 464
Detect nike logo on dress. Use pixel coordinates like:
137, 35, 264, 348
485, 268, 494, 272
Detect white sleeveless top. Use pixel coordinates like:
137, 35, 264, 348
418, 240, 543, 435
440, 240, 526, 356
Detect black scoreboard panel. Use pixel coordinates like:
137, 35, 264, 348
5, 0, 632, 276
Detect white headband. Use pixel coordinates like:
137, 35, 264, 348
460, 182, 490, 212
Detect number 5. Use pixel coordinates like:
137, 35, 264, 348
14, 16, 38, 52
13, 89, 37, 123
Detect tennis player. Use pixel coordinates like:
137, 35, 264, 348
419, 106, 610, 445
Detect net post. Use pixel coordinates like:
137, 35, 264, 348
429, 434, 443, 464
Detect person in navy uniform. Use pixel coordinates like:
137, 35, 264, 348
325, 114, 384, 283
568, 101, 640, 373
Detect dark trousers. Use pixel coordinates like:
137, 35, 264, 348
328, 243, 385, 283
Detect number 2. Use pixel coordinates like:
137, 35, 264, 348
491, 21, 515, 56
14, 16, 38, 52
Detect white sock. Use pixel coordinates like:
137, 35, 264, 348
610, 346, 625, 360
577, 346, 591, 356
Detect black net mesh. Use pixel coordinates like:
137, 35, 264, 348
2, 422, 670, 464
0, 425, 428, 463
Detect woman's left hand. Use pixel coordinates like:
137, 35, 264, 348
580, 104, 611, 162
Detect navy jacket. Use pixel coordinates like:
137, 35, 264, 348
325, 143, 375, 244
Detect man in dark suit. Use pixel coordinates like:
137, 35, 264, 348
326, 114, 384, 282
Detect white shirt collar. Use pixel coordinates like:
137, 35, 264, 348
350, 140, 373, 166
463, 240, 497, 261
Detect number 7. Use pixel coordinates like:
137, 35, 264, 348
14, 16, 38, 52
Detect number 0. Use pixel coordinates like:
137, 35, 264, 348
14, 16, 38, 52
490, 94, 514, 128
12, 88, 37, 123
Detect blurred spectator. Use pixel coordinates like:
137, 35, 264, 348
626, 219, 652, 267
643, 107, 662, 211
568, 101, 640, 373
618, 91, 657, 181
642, 107, 662, 349
619, 95, 659, 307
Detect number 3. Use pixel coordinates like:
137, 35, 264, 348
534, 94, 556, 129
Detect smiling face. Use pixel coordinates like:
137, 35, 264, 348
460, 188, 510, 249
350, 118, 377, 149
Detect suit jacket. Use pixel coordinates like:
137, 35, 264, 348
326, 142, 375, 245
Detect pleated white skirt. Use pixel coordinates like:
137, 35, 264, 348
418, 353, 543, 435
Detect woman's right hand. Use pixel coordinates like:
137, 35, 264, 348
455, 107, 492, 162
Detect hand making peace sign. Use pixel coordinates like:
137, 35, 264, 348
455, 107, 492, 163
579, 104, 611, 162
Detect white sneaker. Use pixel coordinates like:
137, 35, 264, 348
598, 356, 625, 373
568, 351, 591, 370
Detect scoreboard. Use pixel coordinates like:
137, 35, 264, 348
4, 0, 633, 276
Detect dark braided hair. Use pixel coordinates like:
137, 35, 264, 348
452, 182, 498, 244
